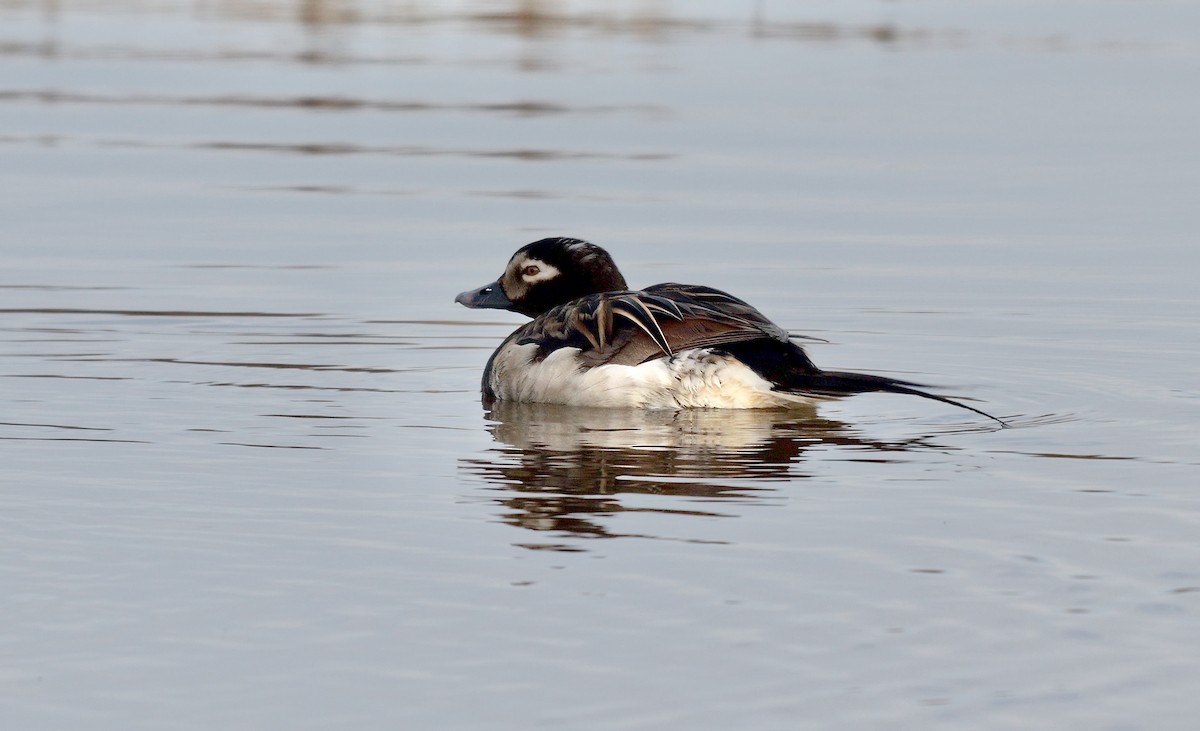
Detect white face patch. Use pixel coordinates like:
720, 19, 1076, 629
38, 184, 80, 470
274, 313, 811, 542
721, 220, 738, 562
516, 257, 561, 284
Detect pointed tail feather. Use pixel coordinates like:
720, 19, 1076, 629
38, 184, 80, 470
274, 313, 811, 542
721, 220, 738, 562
801, 371, 1007, 426
715, 340, 1004, 425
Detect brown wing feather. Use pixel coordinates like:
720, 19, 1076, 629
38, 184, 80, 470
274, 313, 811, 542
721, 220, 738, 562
487, 282, 816, 395
558, 283, 795, 368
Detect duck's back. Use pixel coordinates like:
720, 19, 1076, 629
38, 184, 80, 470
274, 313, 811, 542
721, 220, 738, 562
481, 283, 825, 408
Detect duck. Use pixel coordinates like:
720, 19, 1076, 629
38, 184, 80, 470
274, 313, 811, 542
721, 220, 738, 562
455, 237, 1003, 423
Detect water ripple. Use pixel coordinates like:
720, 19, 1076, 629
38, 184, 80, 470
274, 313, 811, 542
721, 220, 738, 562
0, 89, 665, 118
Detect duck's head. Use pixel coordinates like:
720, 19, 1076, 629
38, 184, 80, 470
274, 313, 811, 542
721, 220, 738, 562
455, 237, 628, 317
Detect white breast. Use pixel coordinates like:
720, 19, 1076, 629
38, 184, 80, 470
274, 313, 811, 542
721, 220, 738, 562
488, 344, 822, 409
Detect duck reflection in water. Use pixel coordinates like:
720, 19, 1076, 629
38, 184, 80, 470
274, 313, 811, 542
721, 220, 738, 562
460, 401, 945, 549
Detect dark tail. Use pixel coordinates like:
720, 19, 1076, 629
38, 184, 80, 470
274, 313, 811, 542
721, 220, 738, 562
804, 370, 1007, 426
719, 340, 1006, 426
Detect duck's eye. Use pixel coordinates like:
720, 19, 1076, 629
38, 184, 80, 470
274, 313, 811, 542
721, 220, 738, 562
522, 265, 540, 277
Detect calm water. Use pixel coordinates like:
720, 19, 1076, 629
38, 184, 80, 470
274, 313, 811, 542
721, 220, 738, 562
3, 1, 1200, 729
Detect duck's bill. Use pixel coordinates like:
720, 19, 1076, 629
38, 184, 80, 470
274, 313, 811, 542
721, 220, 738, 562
455, 281, 513, 309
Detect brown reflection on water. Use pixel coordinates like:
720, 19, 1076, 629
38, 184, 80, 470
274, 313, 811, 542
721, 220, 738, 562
1, 0, 984, 50
461, 402, 938, 549
6, 0, 1181, 67
0, 90, 662, 118
87, 138, 671, 162
0, 307, 321, 317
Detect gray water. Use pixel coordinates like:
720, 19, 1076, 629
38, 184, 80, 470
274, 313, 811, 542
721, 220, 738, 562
3, 1, 1200, 729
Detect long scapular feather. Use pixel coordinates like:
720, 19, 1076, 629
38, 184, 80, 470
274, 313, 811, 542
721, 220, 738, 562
592, 299, 610, 351
611, 296, 674, 356
570, 319, 602, 351
787, 331, 830, 344
638, 294, 685, 322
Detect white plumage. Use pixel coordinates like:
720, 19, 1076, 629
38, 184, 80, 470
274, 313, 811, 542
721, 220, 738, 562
487, 344, 823, 409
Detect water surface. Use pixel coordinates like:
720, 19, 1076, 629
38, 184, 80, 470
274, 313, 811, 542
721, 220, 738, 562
3, 1, 1200, 729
